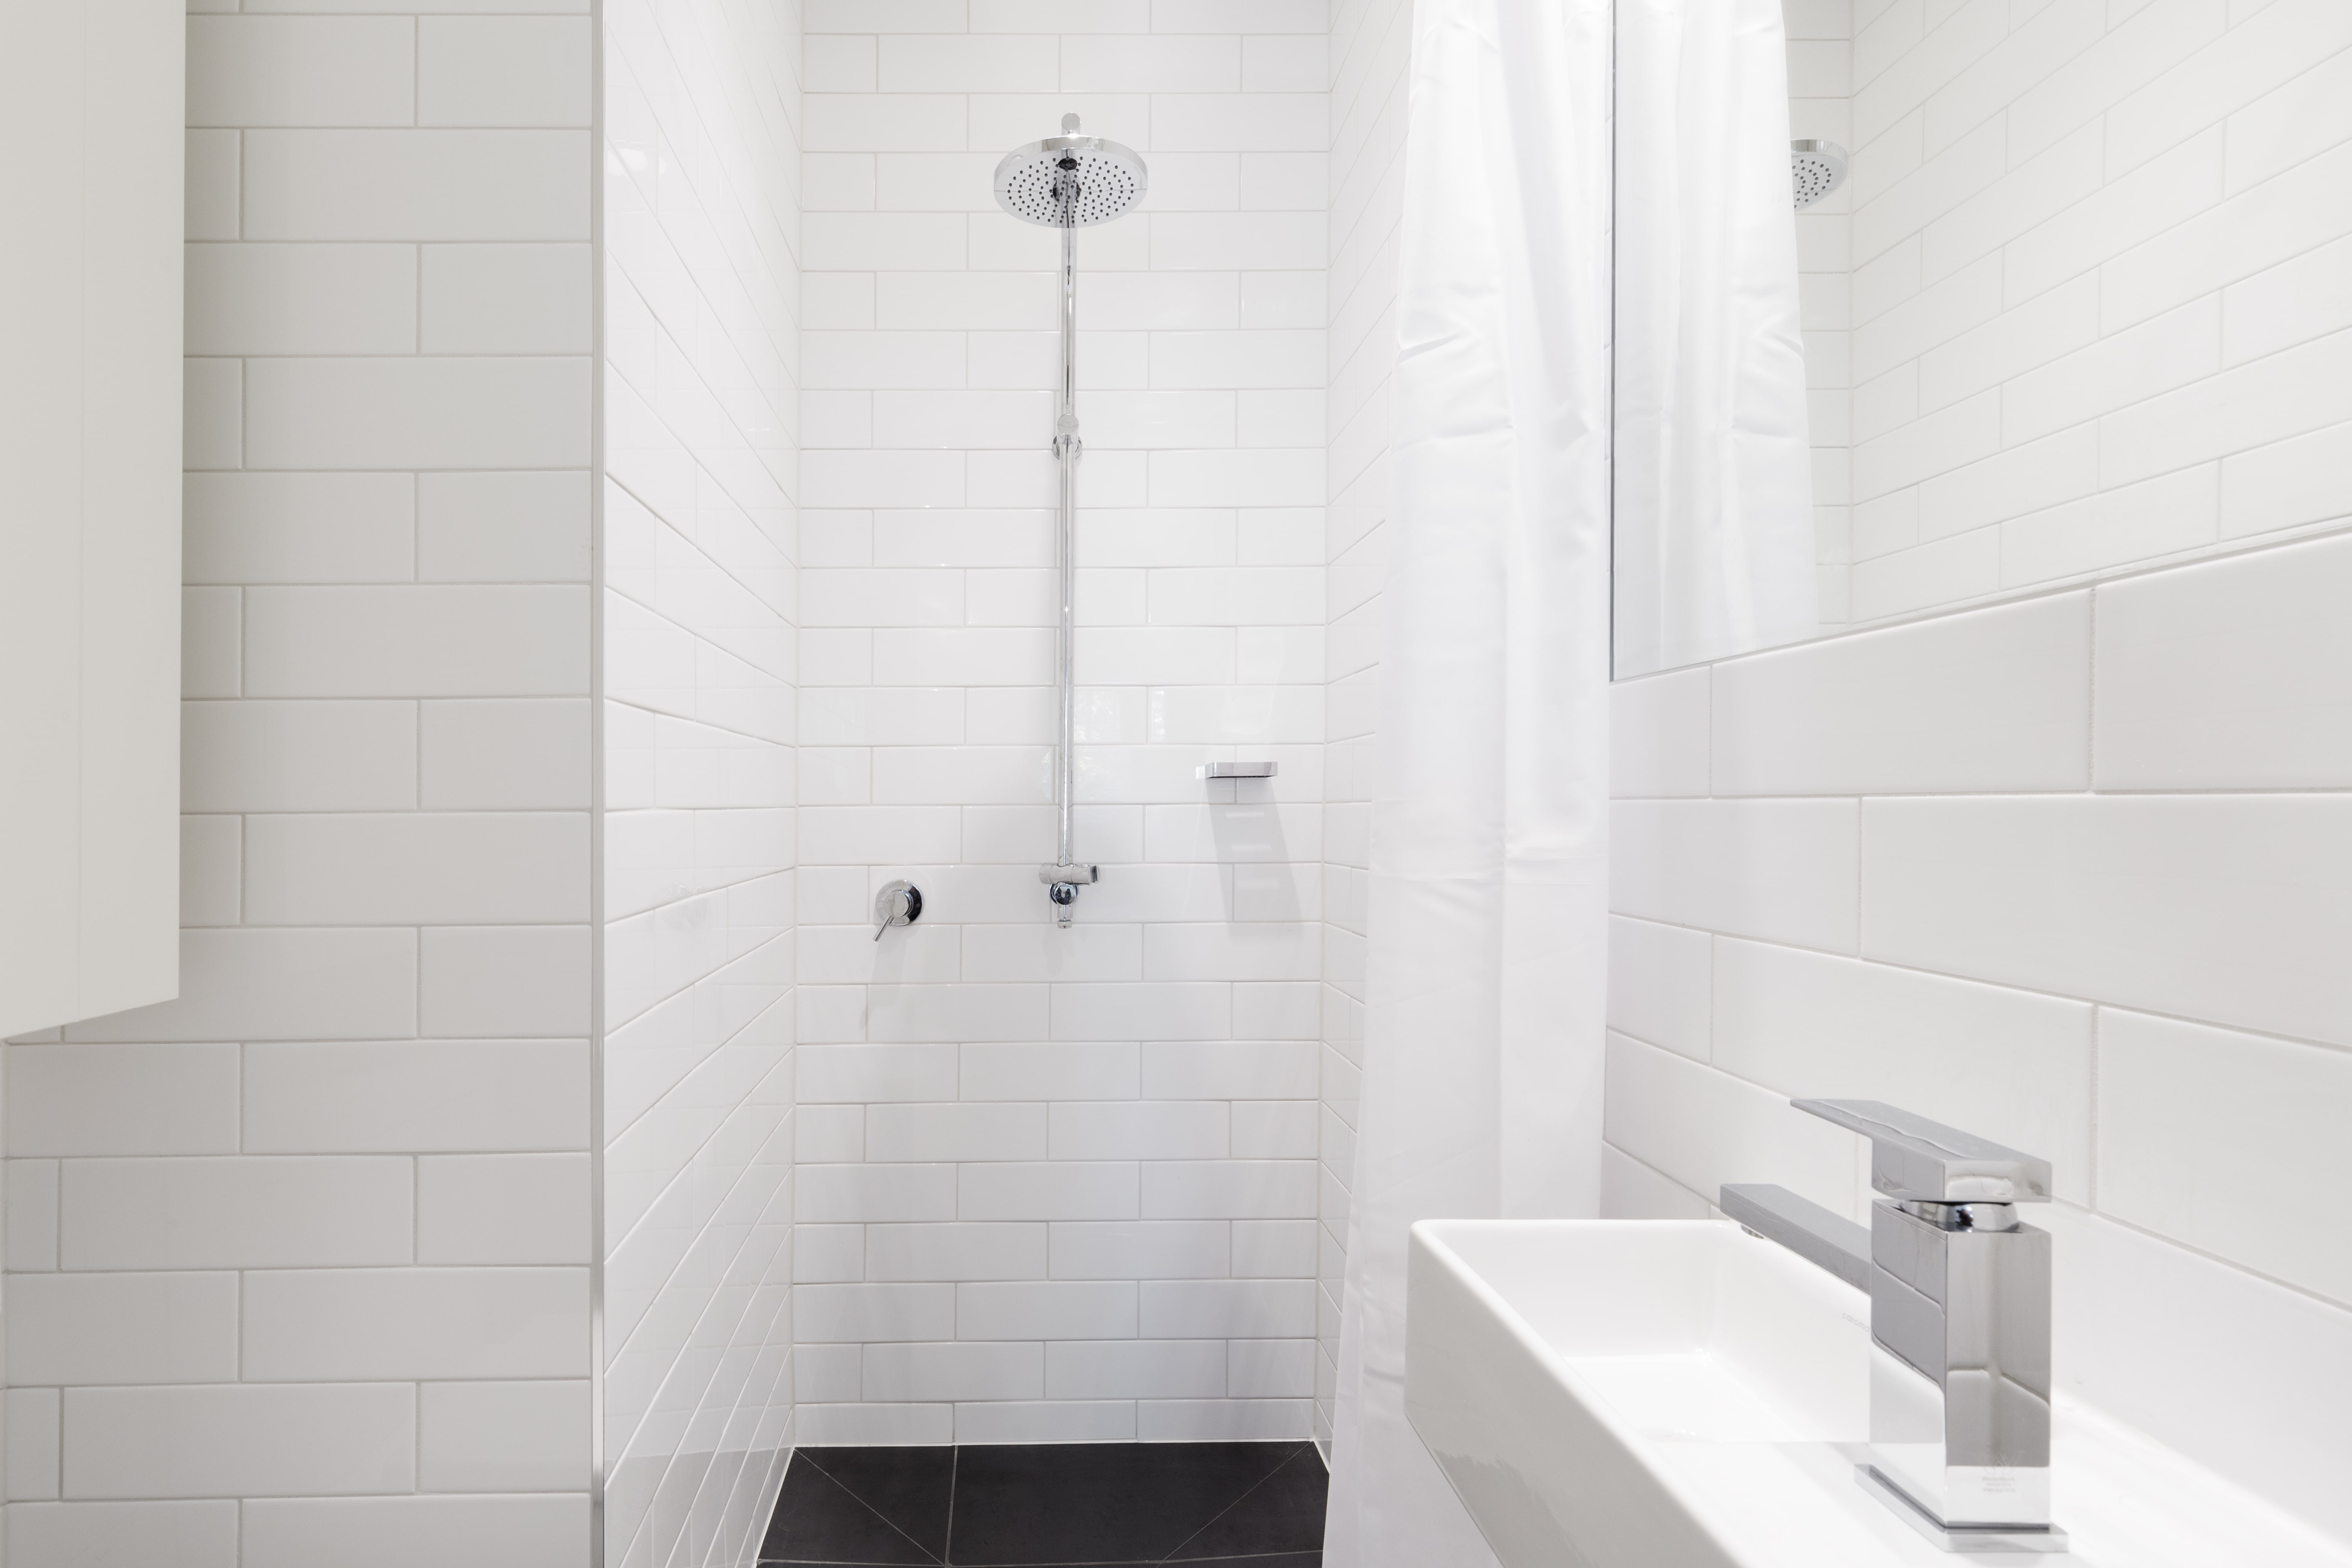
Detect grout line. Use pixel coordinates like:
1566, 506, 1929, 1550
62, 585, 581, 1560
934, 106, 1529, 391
2087, 1004, 2101, 1216
1608, 916, 2352, 1061
2084, 572, 2098, 792
1616, 513, 2352, 686
1852, 789, 1863, 958
2061, 1199, 2352, 1317
1602, 1137, 1711, 1217
943, 1444, 960, 1566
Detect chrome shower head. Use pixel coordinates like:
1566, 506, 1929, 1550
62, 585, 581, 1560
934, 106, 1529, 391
993, 113, 1148, 228
1791, 140, 1848, 209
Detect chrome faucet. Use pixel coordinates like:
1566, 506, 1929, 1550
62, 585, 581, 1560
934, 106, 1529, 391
1721, 1099, 2066, 1553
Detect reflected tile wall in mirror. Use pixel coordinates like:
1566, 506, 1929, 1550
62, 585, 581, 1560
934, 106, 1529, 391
1612, 0, 2352, 678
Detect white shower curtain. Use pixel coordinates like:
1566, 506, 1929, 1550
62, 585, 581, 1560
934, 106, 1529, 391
1614, 0, 1818, 675
1320, 0, 1612, 1561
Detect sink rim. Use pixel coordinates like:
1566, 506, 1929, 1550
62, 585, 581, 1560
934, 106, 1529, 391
1407, 1214, 1857, 1568
1405, 1214, 2352, 1568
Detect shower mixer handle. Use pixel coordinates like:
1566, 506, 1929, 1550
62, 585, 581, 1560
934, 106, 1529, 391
873, 879, 923, 940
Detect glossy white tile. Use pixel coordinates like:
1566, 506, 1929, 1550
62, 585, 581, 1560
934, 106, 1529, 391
1610, 799, 1860, 953
241, 1495, 589, 1568
1604, 917, 1712, 1063
60, 1157, 413, 1271
1710, 595, 2091, 794
241, 1268, 587, 1380
7, 1274, 241, 1387
62, 1384, 416, 1499
2098, 1009, 2352, 1306
1862, 795, 2352, 1049
2095, 534, 2352, 789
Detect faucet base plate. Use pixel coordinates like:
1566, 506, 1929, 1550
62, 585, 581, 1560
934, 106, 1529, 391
1857, 1466, 2069, 1553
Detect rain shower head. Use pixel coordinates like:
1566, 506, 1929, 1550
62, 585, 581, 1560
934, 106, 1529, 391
1791, 140, 1848, 209
993, 113, 1148, 228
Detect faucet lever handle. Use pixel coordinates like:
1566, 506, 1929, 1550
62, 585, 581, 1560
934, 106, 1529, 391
1793, 1098, 2051, 1204
873, 879, 923, 941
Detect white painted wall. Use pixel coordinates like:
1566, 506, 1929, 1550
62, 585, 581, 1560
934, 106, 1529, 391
788, 0, 1330, 1445
0, 0, 184, 1041
1830, 0, 2352, 622
1315, 0, 1411, 1458
3, 4, 597, 1562
1605, 529, 2352, 1544
600, 0, 804, 1558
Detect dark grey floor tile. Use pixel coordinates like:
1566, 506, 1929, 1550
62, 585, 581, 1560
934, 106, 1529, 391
760, 1446, 955, 1565
946, 1442, 1308, 1565
1043, 1558, 1322, 1568
1166, 1448, 1329, 1560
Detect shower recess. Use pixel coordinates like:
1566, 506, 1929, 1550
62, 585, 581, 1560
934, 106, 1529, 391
992, 115, 1149, 926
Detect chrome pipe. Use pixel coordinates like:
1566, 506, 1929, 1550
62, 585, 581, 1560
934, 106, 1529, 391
1039, 172, 1093, 927
1056, 205, 1076, 879
998, 115, 1138, 927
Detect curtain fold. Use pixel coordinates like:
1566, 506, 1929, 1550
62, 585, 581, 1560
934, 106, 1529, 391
1613, 0, 1819, 676
1320, 0, 1613, 1560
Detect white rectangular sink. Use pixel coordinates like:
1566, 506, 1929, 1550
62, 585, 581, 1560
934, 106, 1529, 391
1404, 1219, 2351, 1568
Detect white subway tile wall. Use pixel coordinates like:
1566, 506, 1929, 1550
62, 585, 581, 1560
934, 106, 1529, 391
1316, 0, 1409, 1457
791, 6, 1330, 1446
3, 4, 596, 1562
1823, 0, 2352, 621
600, 0, 802, 1559
1605, 535, 2352, 1545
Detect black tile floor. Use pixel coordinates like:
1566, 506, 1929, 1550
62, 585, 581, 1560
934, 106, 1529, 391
758, 1442, 1326, 1566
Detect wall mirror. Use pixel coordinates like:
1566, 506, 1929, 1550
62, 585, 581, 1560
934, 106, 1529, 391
1610, 0, 2351, 678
